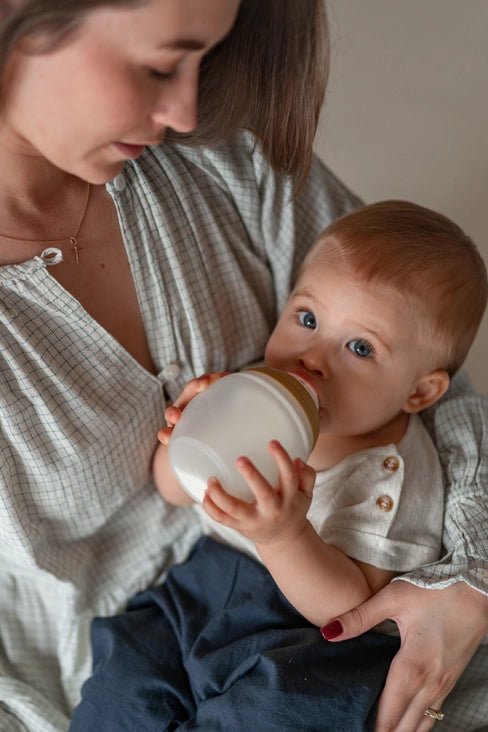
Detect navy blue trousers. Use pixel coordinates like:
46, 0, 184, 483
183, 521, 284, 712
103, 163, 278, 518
70, 537, 399, 731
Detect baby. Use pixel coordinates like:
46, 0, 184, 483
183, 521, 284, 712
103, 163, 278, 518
72, 200, 487, 731
154, 198, 487, 623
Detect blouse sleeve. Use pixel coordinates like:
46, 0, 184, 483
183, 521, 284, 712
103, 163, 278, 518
249, 137, 363, 315
397, 373, 488, 596
175, 131, 363, 318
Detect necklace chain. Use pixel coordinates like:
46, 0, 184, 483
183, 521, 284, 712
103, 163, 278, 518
0, 182, 91, 265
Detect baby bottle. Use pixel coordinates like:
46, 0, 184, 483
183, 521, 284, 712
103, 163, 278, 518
168, 366, 320, 503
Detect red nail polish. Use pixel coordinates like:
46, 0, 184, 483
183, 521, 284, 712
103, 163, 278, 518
320, 620, 343, 640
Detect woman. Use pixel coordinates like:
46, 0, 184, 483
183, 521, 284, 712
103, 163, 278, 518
0, 1, 486, 730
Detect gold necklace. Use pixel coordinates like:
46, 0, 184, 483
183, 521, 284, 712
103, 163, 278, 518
0, 182, 91, 265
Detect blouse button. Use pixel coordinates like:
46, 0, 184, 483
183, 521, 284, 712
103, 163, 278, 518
161, 362, 181, 381
376, 495, 394, 512
113, 174, 126, 191
383, 455, 400, 472
41, 247, 63, 265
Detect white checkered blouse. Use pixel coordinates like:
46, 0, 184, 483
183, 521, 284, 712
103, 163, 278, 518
0, 133, 486, 731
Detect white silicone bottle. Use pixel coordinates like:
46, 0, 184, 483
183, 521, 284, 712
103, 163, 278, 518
168, 366, 320, 503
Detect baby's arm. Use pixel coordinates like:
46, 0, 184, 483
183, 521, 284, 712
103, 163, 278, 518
257, 524, 397, 626
204, 440, 397, 626
153, 372, 230, 506
153, 442, 193, 506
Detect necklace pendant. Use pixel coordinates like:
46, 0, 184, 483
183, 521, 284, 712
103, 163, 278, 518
69, 236, 81, 265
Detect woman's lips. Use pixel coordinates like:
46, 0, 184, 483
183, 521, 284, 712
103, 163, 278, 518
114, 142, 146, 159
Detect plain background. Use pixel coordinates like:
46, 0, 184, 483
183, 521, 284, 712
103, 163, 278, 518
314, 0, 487, 393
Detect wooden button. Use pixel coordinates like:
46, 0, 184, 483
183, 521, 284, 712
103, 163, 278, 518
376, 495, 394, 512
383, 456, 400, 472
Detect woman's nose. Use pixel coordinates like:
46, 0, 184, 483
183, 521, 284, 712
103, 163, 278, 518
150, 69, 198, 133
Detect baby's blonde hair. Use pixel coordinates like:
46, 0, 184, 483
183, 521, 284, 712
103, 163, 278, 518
310, 200, 487, 375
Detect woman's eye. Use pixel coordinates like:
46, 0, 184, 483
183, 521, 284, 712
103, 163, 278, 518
149, 68, 176, 81
297, 310, 316, 329
346, 339, 375, 358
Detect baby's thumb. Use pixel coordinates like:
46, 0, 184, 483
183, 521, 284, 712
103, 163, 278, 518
320, 591, 390, 642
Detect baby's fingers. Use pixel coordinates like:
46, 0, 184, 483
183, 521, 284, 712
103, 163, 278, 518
295, 459, 316, 498
203, 478, 253, 526
157, 426, 174, 445
172, 371, 230, 410
171, 376, 209, 411
235, 455, 277, 507
163, 404, 183, 430
162, 372, 229, 433
268, 440, 300, 496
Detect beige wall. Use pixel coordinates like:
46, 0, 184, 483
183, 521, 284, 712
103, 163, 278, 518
314, 0, 488, 393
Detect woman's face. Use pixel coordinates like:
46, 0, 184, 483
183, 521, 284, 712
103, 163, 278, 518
1, 0, 240, 182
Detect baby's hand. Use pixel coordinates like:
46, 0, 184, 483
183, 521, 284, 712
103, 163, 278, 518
203, 440, 316, 545
157, 371, 229, 445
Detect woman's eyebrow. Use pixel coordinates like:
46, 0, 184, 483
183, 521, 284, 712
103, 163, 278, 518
159, 39, 207, 51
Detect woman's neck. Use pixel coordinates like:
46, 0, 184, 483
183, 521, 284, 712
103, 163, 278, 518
0, 139, 70, 197
0, 139, 85, 241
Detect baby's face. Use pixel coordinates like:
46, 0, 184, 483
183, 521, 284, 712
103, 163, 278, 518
265, 254, 432, 437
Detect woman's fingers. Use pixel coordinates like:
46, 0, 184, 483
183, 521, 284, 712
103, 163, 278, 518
321, 581, 488, 732
372, 650, 450, 732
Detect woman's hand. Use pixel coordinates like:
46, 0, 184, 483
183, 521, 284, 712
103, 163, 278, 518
203, 440, 316, 544
321, 580, 488, 732
157, 371, 229, 444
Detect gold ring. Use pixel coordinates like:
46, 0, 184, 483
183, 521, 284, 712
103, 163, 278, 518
424, 707, 445, 721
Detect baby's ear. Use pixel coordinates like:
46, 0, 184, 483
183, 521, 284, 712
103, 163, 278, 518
403, 369, 450, 413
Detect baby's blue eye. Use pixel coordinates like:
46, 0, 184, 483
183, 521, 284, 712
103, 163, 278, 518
347, 339, 375, 358
297, 310, 316, 329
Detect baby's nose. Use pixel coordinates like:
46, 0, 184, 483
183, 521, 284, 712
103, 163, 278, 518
297, 355, 326, 377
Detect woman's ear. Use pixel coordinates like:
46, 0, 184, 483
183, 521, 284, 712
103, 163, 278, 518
403, 369, 450, 413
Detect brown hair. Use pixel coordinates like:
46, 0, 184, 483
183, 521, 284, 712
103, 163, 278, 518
0, 0, 329, 190
312, 200, 488, 375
